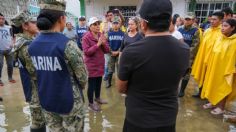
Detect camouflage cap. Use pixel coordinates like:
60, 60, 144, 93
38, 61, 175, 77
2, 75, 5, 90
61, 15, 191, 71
185, 12, 195, 19
39, 0, 66, 11
11, 11, 36, 27
112, 16, 120, 23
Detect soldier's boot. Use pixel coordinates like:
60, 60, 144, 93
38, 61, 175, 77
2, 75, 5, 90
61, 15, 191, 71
30, 125, 46, 132
178, 79, 189, 97
106, 73, 113, 88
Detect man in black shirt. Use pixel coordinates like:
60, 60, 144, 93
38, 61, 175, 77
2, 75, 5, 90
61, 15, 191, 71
117, 0, 190, 132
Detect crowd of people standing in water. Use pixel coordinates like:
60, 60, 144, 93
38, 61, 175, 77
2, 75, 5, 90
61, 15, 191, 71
0, 0, 235, 131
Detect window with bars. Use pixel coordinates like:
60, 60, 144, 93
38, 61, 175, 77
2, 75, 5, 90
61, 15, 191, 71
189, 2, 233, 23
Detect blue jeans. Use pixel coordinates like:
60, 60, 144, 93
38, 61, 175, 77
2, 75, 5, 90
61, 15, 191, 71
104, 54, 110, 80
0, 50, 13, 80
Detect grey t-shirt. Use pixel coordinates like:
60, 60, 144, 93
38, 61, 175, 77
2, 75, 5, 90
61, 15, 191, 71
63, 28, 77, 40
0, 25, 12, 50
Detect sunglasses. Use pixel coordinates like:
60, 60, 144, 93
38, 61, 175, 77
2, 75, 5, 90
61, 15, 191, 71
30, 21, 37, 24
92, 22, 100, 26
185, 18, 192, 21
113, 22, 119, 24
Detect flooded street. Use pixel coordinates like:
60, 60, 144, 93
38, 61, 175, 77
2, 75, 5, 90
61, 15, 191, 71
0, 67, 233, 132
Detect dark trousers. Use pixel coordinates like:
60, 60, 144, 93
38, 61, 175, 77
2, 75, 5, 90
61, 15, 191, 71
87, 77, 102, 104
123, 119, 176, 132
0, 50, 13, 80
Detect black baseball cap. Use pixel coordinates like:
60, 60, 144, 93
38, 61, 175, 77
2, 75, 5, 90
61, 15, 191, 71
138, 0, 172, 22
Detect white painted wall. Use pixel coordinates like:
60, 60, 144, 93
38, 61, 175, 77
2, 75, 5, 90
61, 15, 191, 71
66, 0, 81, 17
171, 0, 186, 16
85, 0, 187, 20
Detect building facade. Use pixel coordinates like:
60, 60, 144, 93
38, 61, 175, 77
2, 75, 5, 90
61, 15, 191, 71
82, 0, 236, 23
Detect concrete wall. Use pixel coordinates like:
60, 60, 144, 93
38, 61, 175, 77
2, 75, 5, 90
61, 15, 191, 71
85, 0, 142, 19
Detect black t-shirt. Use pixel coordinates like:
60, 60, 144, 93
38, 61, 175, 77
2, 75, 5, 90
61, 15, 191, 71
120, 32, 144, 52
118, 35, 190, 128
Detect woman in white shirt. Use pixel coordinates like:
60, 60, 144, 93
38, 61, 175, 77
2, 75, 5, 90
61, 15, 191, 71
169, 16, 184, 42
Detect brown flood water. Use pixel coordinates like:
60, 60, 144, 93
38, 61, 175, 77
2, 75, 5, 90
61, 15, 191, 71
0, 67, 233, 132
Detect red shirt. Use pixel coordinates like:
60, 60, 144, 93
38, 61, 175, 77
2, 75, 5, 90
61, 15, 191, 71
82, 31, 110, 77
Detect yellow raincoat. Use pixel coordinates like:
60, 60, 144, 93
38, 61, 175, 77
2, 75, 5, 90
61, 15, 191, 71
225, 74, 236, 113
191, 26, 222, 87
201, 34, 236, 105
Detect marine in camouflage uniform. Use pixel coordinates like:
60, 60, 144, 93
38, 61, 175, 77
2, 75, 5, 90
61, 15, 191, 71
42, 38, 88, 132
178, 14, 200, 97
11, 12, 46, 131
34, 1, 88, 131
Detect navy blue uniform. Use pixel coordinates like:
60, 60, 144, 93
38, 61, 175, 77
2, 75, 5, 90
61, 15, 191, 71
178, 27, 198, 47
28, 33, 74, 114
76, 26, 87, 50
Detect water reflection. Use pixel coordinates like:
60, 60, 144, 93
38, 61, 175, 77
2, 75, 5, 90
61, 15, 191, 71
0, 69, 234, 132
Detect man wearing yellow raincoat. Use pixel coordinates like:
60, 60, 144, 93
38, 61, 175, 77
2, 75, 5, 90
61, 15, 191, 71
201, 19, 236, 115
191, 11, 224, 97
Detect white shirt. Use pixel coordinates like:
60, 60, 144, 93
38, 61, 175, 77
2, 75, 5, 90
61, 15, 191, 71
172, 30, 183, 40
0, 25, 12, 50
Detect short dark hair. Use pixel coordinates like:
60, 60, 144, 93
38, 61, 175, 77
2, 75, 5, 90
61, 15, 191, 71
173, 14, 180, 19
79, 17, 86, 21
107, 10, 113, 15
0, 13, 4, 17
224, 18, 236, 35
37, 9, 65, 30
66, 22, 71, 26
212, 11, 224, 20
5, 21, 9, 25
172, 14, 179, 25
113, 9, 120, 15
12, 25, 23, 34
147, 14, 171, 32
222, 7, 233, 17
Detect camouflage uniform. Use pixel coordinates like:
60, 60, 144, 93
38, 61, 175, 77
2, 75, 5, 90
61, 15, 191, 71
41, 38, 88, 132
35, 1, 88, 131
11, 12, 46, 130
183, 25, 200, 81
13, 34, 46, 129
108, 55, 119, 73
179, 25, 200, 97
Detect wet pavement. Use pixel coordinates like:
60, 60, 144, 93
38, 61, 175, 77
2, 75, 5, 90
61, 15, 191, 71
0, 67, 234, 132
